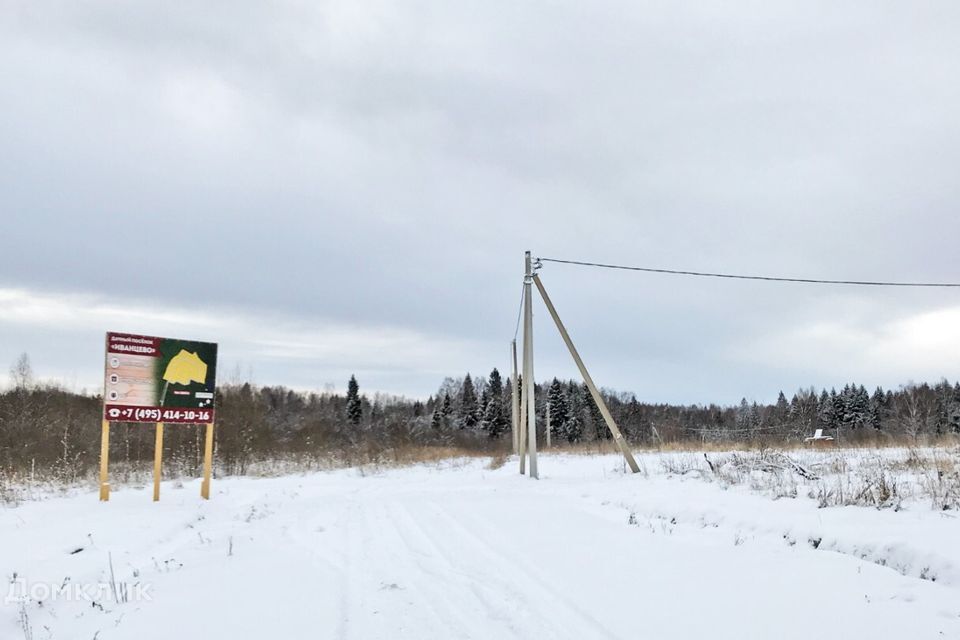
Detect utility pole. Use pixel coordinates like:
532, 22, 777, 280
511, 340, 520, 455
523, 251, 539, 479
532, 272, 640, 473
519, 345, 527, 475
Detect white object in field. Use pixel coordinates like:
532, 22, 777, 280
805, 429, 835, 442
523, 251, 538, 479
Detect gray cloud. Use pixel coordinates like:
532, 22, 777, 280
2, 1, 960, 402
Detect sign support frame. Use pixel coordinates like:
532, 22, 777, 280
201, 422, 214, 499
99, 420, 110, 501
153, 422, 163, 501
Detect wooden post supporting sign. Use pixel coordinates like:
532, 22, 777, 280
99, 420, 110, 501
201, 422, 214, 499
153, 423, 163, 501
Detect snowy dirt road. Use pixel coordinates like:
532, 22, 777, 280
4, 454, 960, 639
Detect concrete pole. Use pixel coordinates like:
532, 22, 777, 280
532, 273, 640, 473
511, 340, 520, 455
523, 251, 539, 479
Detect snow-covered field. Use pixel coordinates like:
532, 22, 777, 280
3, 450, 960, 639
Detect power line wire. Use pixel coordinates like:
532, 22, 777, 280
512, 283, 524, 341
537, 257, 960, 288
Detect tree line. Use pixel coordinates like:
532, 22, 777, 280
2, 353, 959, 481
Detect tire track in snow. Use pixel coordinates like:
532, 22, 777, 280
302, 491, 477, 639
387, 499, 534, 639
376, 500, 487, 639
396, 498, 623, 640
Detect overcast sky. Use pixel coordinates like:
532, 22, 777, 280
2, 2, 960, 404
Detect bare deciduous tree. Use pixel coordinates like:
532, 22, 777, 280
9, 353, 33, 390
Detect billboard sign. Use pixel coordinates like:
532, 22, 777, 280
104, 332, 218, 424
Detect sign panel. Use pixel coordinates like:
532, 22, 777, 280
104, 332, 218, 424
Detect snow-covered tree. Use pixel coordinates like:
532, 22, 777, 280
482, 369, 509, 438
869, 386, 887, 431
346, 375, 362, 425
817, 389, 835, 431
458, 374, 479, 430
546, 378, 572, 442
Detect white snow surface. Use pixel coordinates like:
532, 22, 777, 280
3, 453, 960, 639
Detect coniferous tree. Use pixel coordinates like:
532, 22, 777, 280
870, 386, 886, 431
346, 375, 362, 425
547, 378, 573, 442
623, 395, 641, 441
458, 373, 479, 430
750, 402, 762, 430
482, 369, 508, 438
817, 389, 835, 432
441, 392, 452, 419
775, 391, 789, 418
438, 391, 453, 432
851, 385, 870, 430
736, 398, 751, 430
933, 381, 955, 436
478, 389, 490, 429
837, 384, 853, 430
830, 388, 843, 431
951, 383, 960, 433
586, 383, 608, 440
565, 381, 584, 442
808, 388, 821, 431
774, 391, 789, 435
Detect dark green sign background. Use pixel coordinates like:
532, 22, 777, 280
155, 338, 218, 409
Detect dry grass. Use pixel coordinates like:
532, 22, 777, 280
486, 453, 510, 470
5, 437, 960, 511
0, 445, 510, 505
639, 444, 960, 511
813, 467, 902, 510
541, 434, 960, 457
237, 445, 507, 478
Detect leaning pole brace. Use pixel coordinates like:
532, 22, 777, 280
523, 251, 539, 479
531, 269, 641, 473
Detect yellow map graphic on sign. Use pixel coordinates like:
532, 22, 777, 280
163, 350, 208, 385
